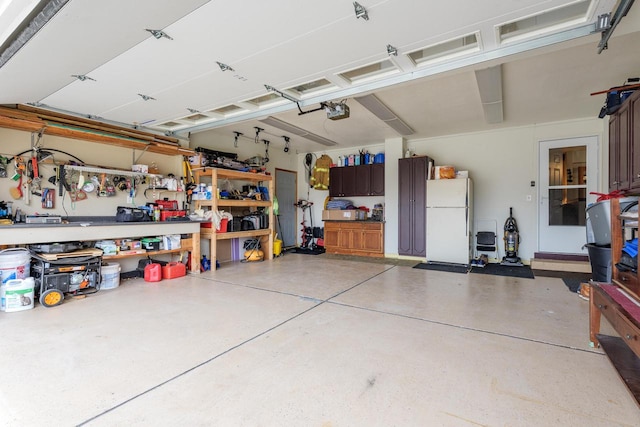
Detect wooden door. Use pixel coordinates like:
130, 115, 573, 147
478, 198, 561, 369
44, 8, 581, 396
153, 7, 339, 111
618, 103, 631, 191
398, 157, 428, 257
355, 165, 371, 196
631, 94, 640, 189
323, 222, 339, 249
398, 158, 413, 255
369, 164, 385, 196
362, 224, 383, 252
329, 167, 342, 197
341, 166, 356, 196
411, 157, 427, 257
338, 227, 353, 249
609, 114, 619, 192
352, 227, 364, 250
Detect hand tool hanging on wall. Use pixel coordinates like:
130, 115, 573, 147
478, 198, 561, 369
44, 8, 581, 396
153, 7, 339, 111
182, 157, 197, 204
58, 164, 64, 196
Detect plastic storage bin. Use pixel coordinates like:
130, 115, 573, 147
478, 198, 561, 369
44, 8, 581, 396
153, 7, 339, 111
586, 197, 638, 245
586, 244, 612, 282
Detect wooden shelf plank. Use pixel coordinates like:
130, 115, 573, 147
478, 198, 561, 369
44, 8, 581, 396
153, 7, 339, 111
195, 168, 272, 182
200, 228, 271, 240
216, 229, 271, 240
196, 199, 271, 208
597, 334, 640, 407
103, 246, 191, 260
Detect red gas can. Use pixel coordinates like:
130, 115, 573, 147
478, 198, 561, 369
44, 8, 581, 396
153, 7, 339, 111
144, 263, 162, 282
162, 262, 186, 279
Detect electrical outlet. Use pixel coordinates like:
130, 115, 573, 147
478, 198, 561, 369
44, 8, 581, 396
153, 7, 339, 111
526, 195, 532, 202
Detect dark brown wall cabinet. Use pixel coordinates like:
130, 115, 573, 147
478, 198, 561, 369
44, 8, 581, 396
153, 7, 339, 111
398, 156, 433, 257
329, 164, 384, 197
609, 91, 640, 192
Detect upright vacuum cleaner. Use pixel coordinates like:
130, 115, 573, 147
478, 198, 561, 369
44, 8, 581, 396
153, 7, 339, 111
501, 207, 523, 267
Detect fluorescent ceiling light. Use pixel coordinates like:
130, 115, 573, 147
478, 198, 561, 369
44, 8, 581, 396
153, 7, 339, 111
474, 65, 503, 124
259, 116, 338, 146
354, 94, 414, 136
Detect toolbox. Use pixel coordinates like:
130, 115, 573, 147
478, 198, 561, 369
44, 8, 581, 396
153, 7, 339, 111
159, 210, 186, 221
141, 237, 161, 251
116, 206, 151, 222
155, 199, 179, 210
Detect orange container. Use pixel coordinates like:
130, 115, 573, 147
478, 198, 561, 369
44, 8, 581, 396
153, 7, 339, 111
144, 263, 162, 282
216, 218, 228, 233
162, 262, 186, 279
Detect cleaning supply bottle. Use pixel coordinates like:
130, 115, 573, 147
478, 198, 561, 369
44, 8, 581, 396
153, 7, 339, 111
201, 255, 211, 272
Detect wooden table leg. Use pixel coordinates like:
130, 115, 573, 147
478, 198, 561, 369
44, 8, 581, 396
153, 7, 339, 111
589, 286, 602, 348
191, 231, 201, 274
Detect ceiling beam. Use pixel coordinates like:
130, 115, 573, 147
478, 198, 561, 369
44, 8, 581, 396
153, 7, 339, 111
474, 65, 504, 124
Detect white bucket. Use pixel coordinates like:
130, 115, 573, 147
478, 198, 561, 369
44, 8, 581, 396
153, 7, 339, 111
100, 263, 121, 290
0, 277, 35, 312
0, 248, 31, 284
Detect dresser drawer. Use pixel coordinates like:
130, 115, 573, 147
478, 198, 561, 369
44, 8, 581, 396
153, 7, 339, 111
616, 314, 640, 358
593, 289, 616, 324
616, 271, 640, 299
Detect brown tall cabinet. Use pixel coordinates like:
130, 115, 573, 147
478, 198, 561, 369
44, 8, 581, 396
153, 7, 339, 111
609, 90, 640, 192
398, 156, 432, 257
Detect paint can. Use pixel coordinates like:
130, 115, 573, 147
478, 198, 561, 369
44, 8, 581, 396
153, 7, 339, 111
0, 248, 31, 284
0, 277, 35, 312
100, 263, 121, 290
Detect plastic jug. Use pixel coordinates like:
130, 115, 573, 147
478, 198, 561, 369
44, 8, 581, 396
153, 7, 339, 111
144, 263, 162, 282
162, 262, 186, 279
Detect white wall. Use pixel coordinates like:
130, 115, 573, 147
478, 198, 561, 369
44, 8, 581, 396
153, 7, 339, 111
2, 116, 607, 264
302, 117, 608, 262
406, 117, 607, 261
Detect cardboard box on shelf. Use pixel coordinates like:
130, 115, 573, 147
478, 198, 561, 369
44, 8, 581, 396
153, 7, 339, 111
322, 210, 358, 221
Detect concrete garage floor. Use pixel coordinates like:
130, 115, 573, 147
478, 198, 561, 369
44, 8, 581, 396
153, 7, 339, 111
0, 254, 638, 426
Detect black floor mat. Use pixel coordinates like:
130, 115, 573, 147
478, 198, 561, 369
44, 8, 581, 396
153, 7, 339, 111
470, 263, 535, 279
413, 263, 469, 274
290, 247, 325, 255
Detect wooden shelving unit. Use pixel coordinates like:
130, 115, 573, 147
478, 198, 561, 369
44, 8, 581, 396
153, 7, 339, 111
611, 197, 640, 299
194, 168, 274, 265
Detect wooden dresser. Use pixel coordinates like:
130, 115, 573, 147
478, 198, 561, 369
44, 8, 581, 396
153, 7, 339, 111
589, 197, 640, 406
323, 221, 384, 257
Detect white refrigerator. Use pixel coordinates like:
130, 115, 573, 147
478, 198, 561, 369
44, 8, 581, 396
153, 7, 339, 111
426, 178, 473, 265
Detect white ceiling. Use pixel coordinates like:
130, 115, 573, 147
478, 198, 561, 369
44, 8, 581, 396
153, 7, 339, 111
0, 0, 638, 153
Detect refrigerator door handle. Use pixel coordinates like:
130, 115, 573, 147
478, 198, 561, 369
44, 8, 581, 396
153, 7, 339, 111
465, 207, 469, 236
